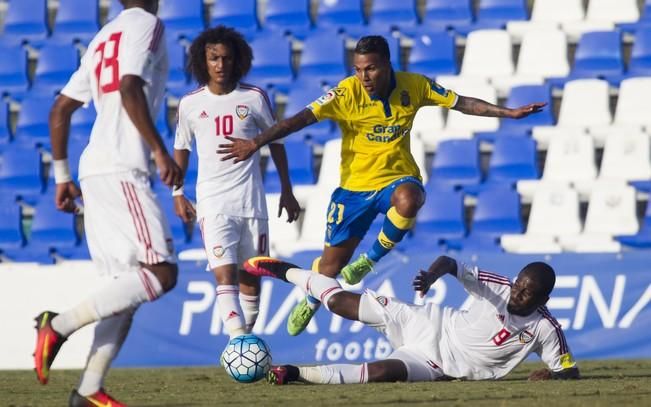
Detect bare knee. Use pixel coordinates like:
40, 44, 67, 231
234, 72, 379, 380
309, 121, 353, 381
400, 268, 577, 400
392, 186, 425, 218
145, 262, 178, 292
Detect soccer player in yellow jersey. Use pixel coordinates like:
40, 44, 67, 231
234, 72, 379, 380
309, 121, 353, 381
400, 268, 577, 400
219, 36, 546, 336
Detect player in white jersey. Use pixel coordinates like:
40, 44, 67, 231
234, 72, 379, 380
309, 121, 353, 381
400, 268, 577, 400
173, 26, 300, 339
34, 1, 182, 405
244, 256, 580, 384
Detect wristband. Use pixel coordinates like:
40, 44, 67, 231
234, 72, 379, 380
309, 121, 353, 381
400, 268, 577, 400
172, 185, 184, 197
52, 159, 72, 184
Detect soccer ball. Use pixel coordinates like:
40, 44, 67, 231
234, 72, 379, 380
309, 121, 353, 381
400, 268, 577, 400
220, 334, 272, 383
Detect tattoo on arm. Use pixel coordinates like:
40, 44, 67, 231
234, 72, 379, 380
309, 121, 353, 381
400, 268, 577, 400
255, 109, 317, 147
453, 95, 513, 118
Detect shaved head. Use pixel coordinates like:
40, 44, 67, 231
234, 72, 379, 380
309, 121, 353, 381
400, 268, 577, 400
520, 262, 556, 297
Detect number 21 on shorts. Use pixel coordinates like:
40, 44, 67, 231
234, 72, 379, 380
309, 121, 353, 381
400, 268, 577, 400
327, 202, 344, 225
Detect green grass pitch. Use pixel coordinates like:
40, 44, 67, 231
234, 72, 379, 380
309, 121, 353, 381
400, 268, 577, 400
2, 360, 650, 406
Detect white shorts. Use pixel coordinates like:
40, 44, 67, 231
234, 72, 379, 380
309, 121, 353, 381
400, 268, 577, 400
198, 213, 269, 269
360, 290, 446, 382
80, 170, 176, 275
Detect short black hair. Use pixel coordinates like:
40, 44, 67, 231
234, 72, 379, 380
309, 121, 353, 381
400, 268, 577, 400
187, 26, 253, 86
521, 262, 556, 297
354, 35, 390, 62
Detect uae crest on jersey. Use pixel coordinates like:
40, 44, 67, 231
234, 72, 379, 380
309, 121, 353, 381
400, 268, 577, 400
519, 330, 534, 344
236, 104, 249, 120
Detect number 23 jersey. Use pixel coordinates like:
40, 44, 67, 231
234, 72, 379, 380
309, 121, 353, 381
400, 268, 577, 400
61, 7, 168, 179
174, 84, 277, 219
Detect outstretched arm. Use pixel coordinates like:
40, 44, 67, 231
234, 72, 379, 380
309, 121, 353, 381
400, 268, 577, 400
529, 366, 580, 381
218, 108, 317, 163
453, 95, 546, 119
412, 255, 458, 297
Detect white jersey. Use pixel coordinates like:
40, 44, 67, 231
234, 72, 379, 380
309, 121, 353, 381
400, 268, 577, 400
174, 84, 276, 219
435, 263, 576, 380
61, 7, 168, 179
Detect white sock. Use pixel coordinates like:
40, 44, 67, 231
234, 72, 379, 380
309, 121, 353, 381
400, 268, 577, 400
286, 269, 343, 311
53, 268, 162, 337
216, 285, 246, 337
77, 309, 134, 396
299, 364, 369, 384
238, 293, 259, 333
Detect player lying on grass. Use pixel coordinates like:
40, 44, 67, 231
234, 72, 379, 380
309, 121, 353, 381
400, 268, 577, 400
244, 256, 580, 384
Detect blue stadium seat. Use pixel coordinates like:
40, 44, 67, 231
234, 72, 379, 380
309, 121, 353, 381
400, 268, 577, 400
445, 184, 522, 251
14, 95, 54, 147
70, 103, 96, 141
477, 0, 527, 26
0, 43, 30, 99
422, 0, 473, 31
0, 101, 10, 144
297, 29, 348, 86
210, 0, 259, 38
570, 31, 624, 85
264, 141, 315, 192
283, 81, 333, 144
107, 0, 123, 22
429, 139, 481, 188
628, 28, 651, 77
316, 0, 365, 32
50, 0, 100, 44
158, 0, 205, 40
476, 84, 554, 141
31, 43, 79, 97
413, 184, 465, 241
455, 0, 527, 36
156, 102, 171, 139
245, 33, 294, 93
0, 146, 43, 203
166, 39, 189, 98
2, 0, 49, 46
263, 0, 313, 39
619, 0, 651, 34
0, 202, 25, 253
29, 196, 79, 255
407, 31, 457, 78
617, 200, 651, 248
486, 137, 539, 184
367, 0, 419, 33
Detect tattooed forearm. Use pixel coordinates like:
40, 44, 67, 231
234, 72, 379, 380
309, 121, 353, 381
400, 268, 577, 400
453, 95, 513, 118
254, 109, 317, 147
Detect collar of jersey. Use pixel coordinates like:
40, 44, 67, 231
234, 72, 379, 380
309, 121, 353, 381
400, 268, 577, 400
369, 69, 396, 117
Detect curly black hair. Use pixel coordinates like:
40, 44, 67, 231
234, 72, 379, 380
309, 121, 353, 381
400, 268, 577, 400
186, 26, 253, 86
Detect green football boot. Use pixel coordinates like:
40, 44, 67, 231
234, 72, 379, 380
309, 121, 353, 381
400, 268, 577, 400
341, 254, 375, 285
287, 297, 319, 336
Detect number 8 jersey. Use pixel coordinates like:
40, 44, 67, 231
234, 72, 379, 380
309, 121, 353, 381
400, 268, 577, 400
60, 7, 168, 179
173, 84, 278, 219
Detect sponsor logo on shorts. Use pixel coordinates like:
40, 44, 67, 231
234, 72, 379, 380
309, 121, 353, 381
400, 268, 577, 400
375, 296, 389, 306
213, 245, 225, 258
519, 330, 534, 344
426, 359, 439, 370
236, 104, 249, 119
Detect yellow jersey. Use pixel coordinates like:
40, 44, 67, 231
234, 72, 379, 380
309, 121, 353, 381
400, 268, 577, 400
308, 71, 457, 191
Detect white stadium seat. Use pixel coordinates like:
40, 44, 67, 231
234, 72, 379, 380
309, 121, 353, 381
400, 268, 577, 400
459, 29, 514, 90
493, 28, 570, 96
559, 181, 639, 252
507, 0, 585, 41
501, 183, 581, 253
598, 131, 651, 182
411, 105, 445, 152
563, 0, 638, 42
533, 79, 611, 148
